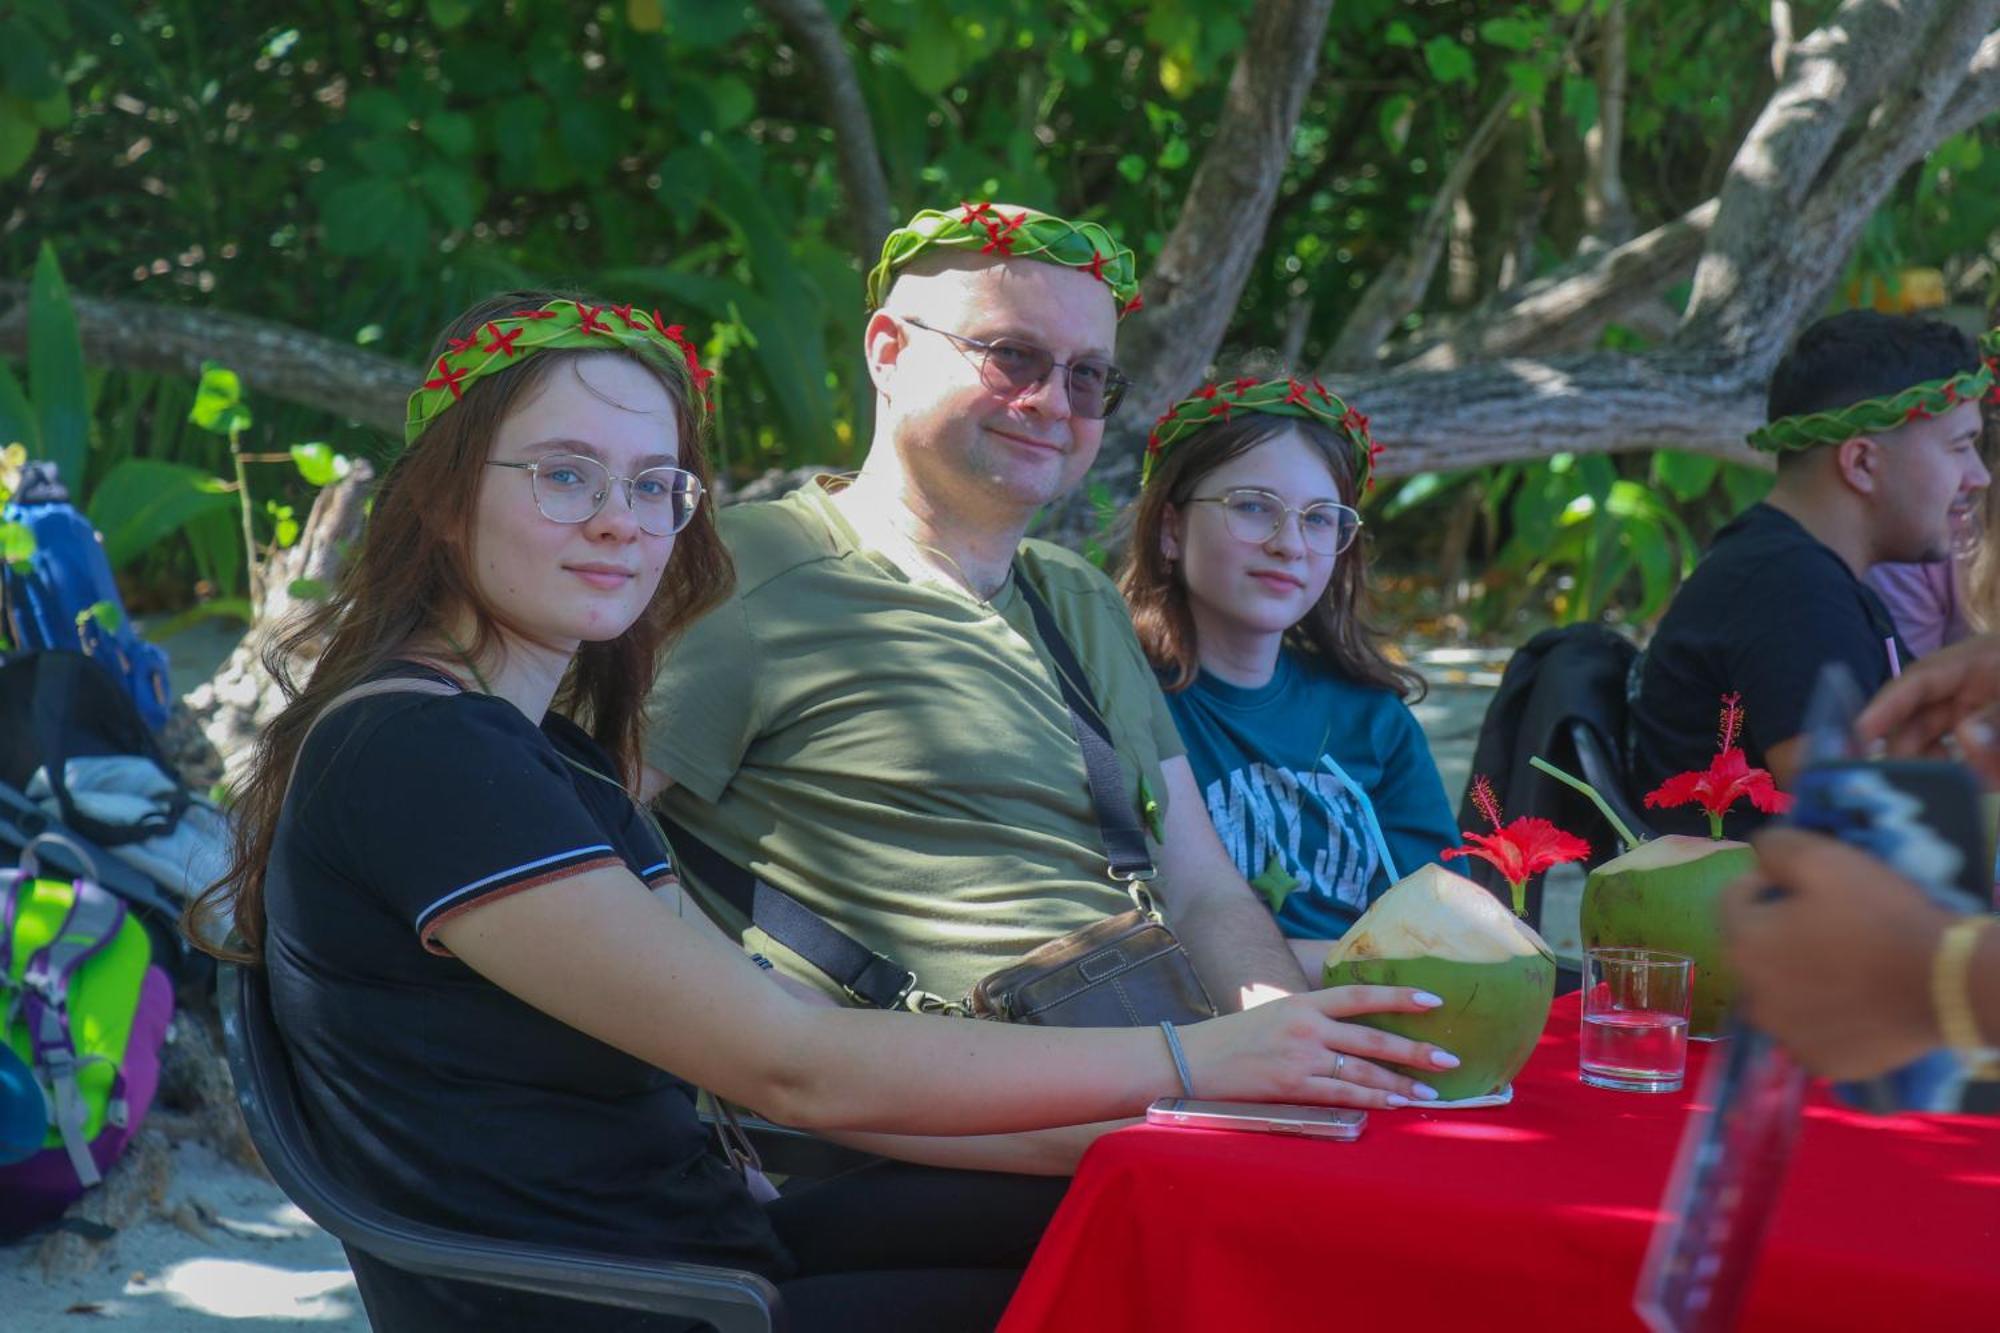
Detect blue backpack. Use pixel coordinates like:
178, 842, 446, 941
1, 462, 173, 731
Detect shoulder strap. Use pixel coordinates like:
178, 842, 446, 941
653, 564, 1161, 1009
12, 861, 128, 1188
1010, 562, 1156, 883
281, 675, 465, 809
654, 810, 918, 1010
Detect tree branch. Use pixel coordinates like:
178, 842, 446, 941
1937, 26, 2000, 139
758, 0, 895, 262
1681, 0, 1947, 356
1108, 0, 1337, 461
1796, 4, 1999, 253
1320, 86, 1522, 370
1345, 350, 1767, 479
0, 282, 415, 434
1397, 199, 1716, 372
1582, 0, 1635, 248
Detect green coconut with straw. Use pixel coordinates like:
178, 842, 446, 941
1322, 778, 1585, 1099
1556, 694, 1790, 1039
1324, 864, 1560, 1100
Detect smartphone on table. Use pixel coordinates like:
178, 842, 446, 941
1146, 1097, 1367, 1140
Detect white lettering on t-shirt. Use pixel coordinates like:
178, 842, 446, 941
1205, 763, 1380, 913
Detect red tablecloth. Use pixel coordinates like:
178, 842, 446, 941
999, 993, 2000, 1332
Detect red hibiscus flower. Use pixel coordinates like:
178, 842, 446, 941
1643, 693, 1792, 838
1442, 776, 1590, 917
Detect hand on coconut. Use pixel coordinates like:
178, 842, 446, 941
1181, 985, 1464, 1109
1856, 632, 2000, 789
1721, 828, 1986, 1079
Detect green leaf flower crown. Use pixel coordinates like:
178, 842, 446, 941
403, 297, 713, 449
1746, 328, 2000, 453
1142, 376, 1384, 491
864, 202, 1142, 316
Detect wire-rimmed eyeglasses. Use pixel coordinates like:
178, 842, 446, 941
486, 453, 704, 536
1184, 488, 1362, 556
903, 316, 1130, 420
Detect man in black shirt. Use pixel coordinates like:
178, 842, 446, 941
1629, 311, 1992, 837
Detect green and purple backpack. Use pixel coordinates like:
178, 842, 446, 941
0, 835, 173, 1239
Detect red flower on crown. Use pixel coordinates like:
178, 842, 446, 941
1230, 376, 1258, 395
959, 200, 994, 226
1283, 378, 1311, 407
1086, 250, 1108, 282
1442, 776, 1590, 917
1123, 291, 1145, 315
610, 303, 643, 331
481, 322, 523, 357
576, 304, 611, 336
1643, 693, 1792, 838
446, 335, 478, 354
424, 354, 471, 401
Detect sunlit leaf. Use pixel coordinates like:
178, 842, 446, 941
188, 361, 252, 436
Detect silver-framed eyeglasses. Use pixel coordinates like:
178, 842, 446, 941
486, 453, 704, 536
1186, 488, 1362, 556
902, 316, 1130, 420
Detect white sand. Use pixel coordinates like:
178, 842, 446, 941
0, 1139, 365, 1330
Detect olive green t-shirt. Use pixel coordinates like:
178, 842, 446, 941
646, 480, 1185, 1004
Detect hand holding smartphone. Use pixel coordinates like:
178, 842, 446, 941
1146, 1097, 1367, 1140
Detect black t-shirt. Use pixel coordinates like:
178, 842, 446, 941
1628, 504, 1909, 839
263, 664, 792, 1330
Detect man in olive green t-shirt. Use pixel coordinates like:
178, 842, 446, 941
645, 204, 1311, 1010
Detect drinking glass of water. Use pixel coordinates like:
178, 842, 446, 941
1581, 947, 1693, 1093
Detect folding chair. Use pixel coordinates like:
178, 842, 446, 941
219, 964, 786, 1333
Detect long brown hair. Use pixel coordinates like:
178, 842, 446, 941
186, 289, 733, 964
1120, 407, 1424, 701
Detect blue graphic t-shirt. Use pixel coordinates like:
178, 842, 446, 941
1165, 651, 1459, 940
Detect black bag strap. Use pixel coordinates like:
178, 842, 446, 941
1010, 561, 1156, 883
649, 560, 1157, 1008
653, 809, 917, 1010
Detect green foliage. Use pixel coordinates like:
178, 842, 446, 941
84, 459, 237, 567
189, 362, 252, 438
76, 598, 123, 636
28, 243, 87, 493
0, 0, 1990, 632
289, 442, 352, 487
1380, 450, 1771, 636
0, 0, 71, 180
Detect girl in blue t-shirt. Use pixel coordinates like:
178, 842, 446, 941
1120, 376, 1459, 974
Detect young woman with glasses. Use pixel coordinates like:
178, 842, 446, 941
1121, 377, 1460, 978
189, 299, 1457, 1332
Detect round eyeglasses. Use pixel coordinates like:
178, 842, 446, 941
903, 316, 1130, 420
486, 453, 704, 537
1185, 488, 1362, 556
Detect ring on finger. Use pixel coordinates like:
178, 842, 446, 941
1334, 1052, 1346, 1080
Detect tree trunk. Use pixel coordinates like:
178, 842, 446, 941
1321, 83, 1523, 370
758, 0, 895, 263
1108, 0, 1338, 457
1582, 0, 1635, 248
183, 459, 378, 784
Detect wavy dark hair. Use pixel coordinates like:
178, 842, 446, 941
1119, 405, 1424, 701
186, 289, 734, 964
